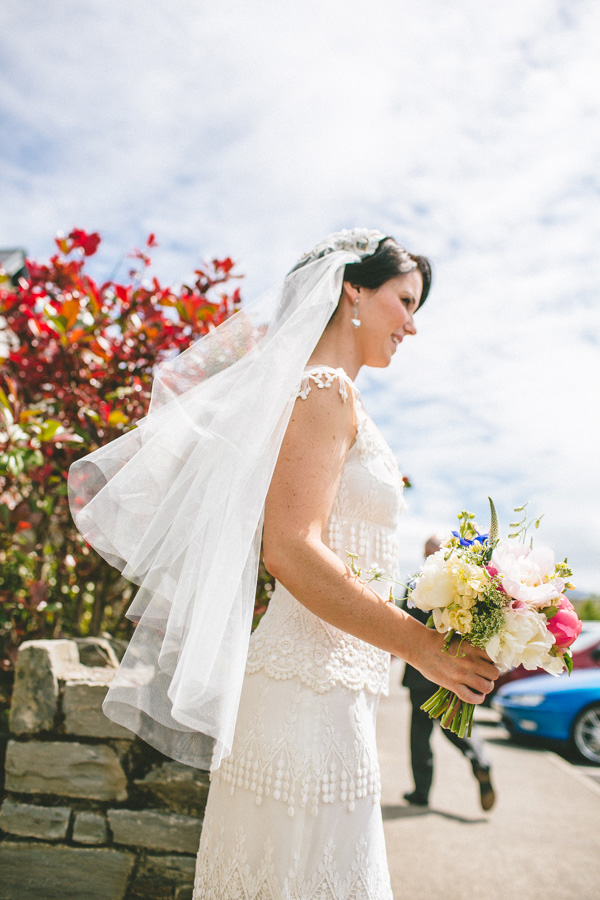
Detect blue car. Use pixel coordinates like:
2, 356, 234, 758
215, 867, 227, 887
492, 669, 600, 764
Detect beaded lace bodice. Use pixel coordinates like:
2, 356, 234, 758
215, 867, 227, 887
246, 365, 406, 696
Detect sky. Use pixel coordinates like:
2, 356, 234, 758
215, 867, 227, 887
1, 0, 599, 589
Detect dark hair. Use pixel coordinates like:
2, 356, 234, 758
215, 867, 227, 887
343, 238, 432, 308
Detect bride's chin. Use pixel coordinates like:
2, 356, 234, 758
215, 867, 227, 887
367, 355, 392, 369
362, 344, 394, 368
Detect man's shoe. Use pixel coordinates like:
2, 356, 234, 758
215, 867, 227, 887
403, 790, 429, 807
474, 767, 495, 811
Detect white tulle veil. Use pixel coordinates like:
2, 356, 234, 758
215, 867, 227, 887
68, 229, 391, 770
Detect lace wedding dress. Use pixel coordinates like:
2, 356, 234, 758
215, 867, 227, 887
193, 366, 405, 900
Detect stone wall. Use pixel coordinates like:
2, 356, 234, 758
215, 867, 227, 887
0, 638, 209, 900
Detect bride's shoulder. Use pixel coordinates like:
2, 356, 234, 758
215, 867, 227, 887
288, 365, 357, 448
297, 365, 360, 405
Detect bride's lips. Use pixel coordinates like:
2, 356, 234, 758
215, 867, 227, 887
391, 333, 403, 346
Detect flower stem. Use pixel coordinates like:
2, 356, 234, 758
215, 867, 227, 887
441, 694, 461, 728
420, 688, 475, 738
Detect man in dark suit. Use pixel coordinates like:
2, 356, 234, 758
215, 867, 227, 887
402, 536, 496, 811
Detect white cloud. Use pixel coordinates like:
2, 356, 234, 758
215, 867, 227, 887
1, 0, 599, 587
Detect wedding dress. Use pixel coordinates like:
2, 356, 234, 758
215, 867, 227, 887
193, 365, 405, 900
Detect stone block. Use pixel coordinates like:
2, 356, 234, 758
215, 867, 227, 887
174, 887, 194, 900
0, 842, 134, 900
108, 808, 202, 854
141, 854, 196, 883
0, 797, 71, 840
135, 761, 210, 815
63, 673, 134, 740
128, 855, 196, 900
72, 811, 109, 844
5, 740, 128, 801
74, 636, 122, 668
9, 639, 79, 734
127, 879, 173, 900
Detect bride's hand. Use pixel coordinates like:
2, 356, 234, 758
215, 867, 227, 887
415, 627, 499, 704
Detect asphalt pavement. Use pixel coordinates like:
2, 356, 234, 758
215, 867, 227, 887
379, 658, 600, 900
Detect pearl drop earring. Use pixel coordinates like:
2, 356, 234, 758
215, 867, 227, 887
351, 297, 361, 329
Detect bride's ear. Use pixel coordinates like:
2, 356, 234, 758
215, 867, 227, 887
341, 280, 360, 302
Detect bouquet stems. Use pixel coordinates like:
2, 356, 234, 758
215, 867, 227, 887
420, 687, 475, 738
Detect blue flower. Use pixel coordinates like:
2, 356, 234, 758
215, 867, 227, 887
451, 531, 489, 548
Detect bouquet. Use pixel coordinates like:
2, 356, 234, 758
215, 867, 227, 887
407, 500, 581, 738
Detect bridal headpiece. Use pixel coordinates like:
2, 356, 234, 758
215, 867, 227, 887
294, 228, 417, 273
298, 228, 386, 263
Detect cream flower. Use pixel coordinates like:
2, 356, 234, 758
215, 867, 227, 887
485, 607, 556, 671
446, 553, 489, 604
432, 607, 451, 633
448, 606, 474, 634
410, 549, 455, 612
431, 604, 473, 636
539, 653, 566, 676
491, 540, 564, 608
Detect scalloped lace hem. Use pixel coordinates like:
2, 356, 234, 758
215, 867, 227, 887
193, 820, 394, 900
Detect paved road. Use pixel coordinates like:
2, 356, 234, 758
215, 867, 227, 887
378, 659, 600, 900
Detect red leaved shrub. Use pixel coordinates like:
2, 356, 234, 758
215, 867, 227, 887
0, 229, 243, 669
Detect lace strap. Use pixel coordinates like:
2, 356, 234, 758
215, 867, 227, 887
297, 366, 359, 404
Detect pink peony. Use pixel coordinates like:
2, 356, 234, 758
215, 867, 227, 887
491, 540, 564, 608
546, 596, 582, 650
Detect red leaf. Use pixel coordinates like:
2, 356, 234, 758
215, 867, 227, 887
214, 257, 234, 274
69, 229, 101, 257
114, 285, 131, 305
55, 236, 70, 255
59, 298, 80, 330
147, 233, 158, 248
128, 248, 151, 267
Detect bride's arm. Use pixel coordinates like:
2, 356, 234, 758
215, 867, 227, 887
263, 384, 498, 704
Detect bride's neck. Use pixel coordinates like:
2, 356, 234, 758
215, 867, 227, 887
306, 317, 362, 381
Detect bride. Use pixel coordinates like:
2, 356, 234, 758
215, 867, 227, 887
69, 229, 498, 900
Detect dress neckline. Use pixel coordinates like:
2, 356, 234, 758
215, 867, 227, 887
302, 364, 360, 396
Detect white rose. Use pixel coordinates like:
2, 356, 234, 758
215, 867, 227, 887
491, 539, 564, 608
485, 607, 555, 671
410, 550, 455, 612
539, 652, 565, 676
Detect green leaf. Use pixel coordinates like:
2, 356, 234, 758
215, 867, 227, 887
39, 419, 63, 442
6, 453, 25, 476
38, 495, 56, 516
45, 313, 67, 334
0, 386, 11, 410
541, 605, 559, 619
488, 497, 499, 544
564, 653, 573, 675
